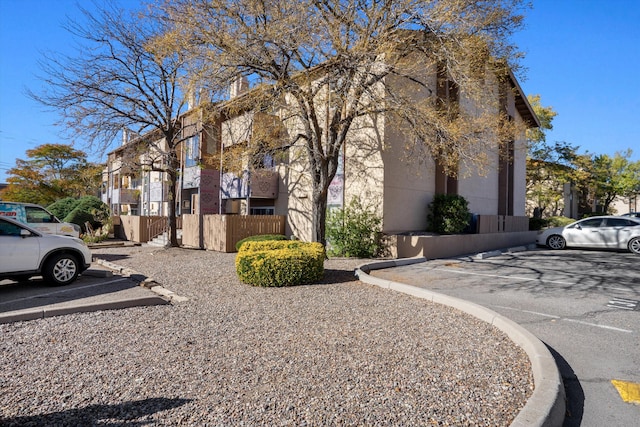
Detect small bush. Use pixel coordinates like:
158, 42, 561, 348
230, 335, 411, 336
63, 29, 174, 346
427, 194, 470, 234
235, 234, 288, 251
548, 216, 575, 227
236, 241, 325, 287
82, 232, 110, 244
528, 217, 549, 231
326, 197, 383, 258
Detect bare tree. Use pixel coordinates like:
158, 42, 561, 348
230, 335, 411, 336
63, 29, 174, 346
161, 0, 529, 244
29, 2, 193, 246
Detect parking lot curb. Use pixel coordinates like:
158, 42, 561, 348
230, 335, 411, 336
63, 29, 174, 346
83, 268, 114, 278
94, 258, 189, 304
355, 257, 566, 427
0, 296, 170, 325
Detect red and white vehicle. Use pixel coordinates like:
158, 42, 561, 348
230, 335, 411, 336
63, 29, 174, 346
0, 202, 80, 237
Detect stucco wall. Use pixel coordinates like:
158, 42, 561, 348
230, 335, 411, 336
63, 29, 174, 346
395, 231, 537, 259
279, 104, 315, 241
380, 121, 437, 232
221, 112, 254, 146
378, 65, 438, 233
458, 162, 500, 215
343, 113, 386, 219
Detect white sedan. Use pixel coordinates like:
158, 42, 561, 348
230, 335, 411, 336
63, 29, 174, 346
537, 216, 640, 255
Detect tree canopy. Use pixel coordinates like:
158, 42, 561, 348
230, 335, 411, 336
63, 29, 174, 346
1, 143, 102, 205
29, 2, 196, 246
525, 95, 640, 217
575, 150, 640, 214
525, 94, 562, 217
160, 0, 530, 242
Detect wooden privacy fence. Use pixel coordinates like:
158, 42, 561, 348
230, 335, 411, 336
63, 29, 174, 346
114, 215, 182, 243
116, 215, 163, 243
200, 214, 286, 252
181, 214, 201, 248
114, 214, 283, 250
476, 215, 529, 233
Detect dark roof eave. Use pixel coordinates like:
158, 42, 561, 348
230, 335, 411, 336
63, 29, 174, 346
509, 69, 540, 128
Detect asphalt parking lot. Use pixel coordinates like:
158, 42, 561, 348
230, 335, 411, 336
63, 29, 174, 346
371, 248, 640, 427
0, 263, 169, 324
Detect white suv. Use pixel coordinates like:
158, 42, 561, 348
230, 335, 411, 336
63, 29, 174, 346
0, 217, 92, 286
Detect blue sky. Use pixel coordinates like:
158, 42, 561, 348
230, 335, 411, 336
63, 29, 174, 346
1, 0, 639, 183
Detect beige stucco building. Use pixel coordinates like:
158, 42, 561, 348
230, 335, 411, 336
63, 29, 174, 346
103, 53, 538, 245
220, 70, 539, 242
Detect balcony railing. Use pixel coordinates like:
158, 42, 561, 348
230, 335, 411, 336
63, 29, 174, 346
221, 169, 279, 200
119, 188, 140, 204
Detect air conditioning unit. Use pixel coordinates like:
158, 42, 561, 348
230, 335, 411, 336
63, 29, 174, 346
182, 200, 190, 209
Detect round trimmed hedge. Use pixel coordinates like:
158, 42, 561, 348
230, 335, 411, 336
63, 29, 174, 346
235, 234, 288, 251
235, 241, 325, 287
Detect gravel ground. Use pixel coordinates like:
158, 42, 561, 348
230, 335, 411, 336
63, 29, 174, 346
1, 245, 533, 426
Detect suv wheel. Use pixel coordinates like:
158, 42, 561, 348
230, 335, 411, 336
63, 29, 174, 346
43, 253, 80, 286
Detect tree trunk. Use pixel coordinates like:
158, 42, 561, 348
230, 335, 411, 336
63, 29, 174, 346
312, 186, 328, 245
310, 150, 339, 245
166, 150, 180, 247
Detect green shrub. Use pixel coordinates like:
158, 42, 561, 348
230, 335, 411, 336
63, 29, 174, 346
236, 241, 325, 287
427, 194, 470, 234
47, 197, 79, 221
235, 234, 288, 251
548, 216, 575, 227
63, 196, 110, 233
528, 217, 549, 231
326, 197, 383, 258
82, 232, 110, 244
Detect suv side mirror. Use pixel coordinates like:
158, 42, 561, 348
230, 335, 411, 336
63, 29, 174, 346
20, 229, 31, 237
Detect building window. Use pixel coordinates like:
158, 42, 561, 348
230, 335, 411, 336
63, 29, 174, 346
185, 135, 199, 167
250, 207, 274, 215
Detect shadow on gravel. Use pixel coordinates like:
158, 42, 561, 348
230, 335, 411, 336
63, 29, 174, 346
0, 397, 192, 426
93, 253, 132, 262
546, 344, 585, 427
317, 269, 362, 285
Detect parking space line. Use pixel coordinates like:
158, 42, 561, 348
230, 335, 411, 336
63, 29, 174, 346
493, 305, 560, 319
562, 318, 633, 333
436, 266, 638, 294
494, 305, 633, 334
434, 267, 577, 286
0, 278, 130, 305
